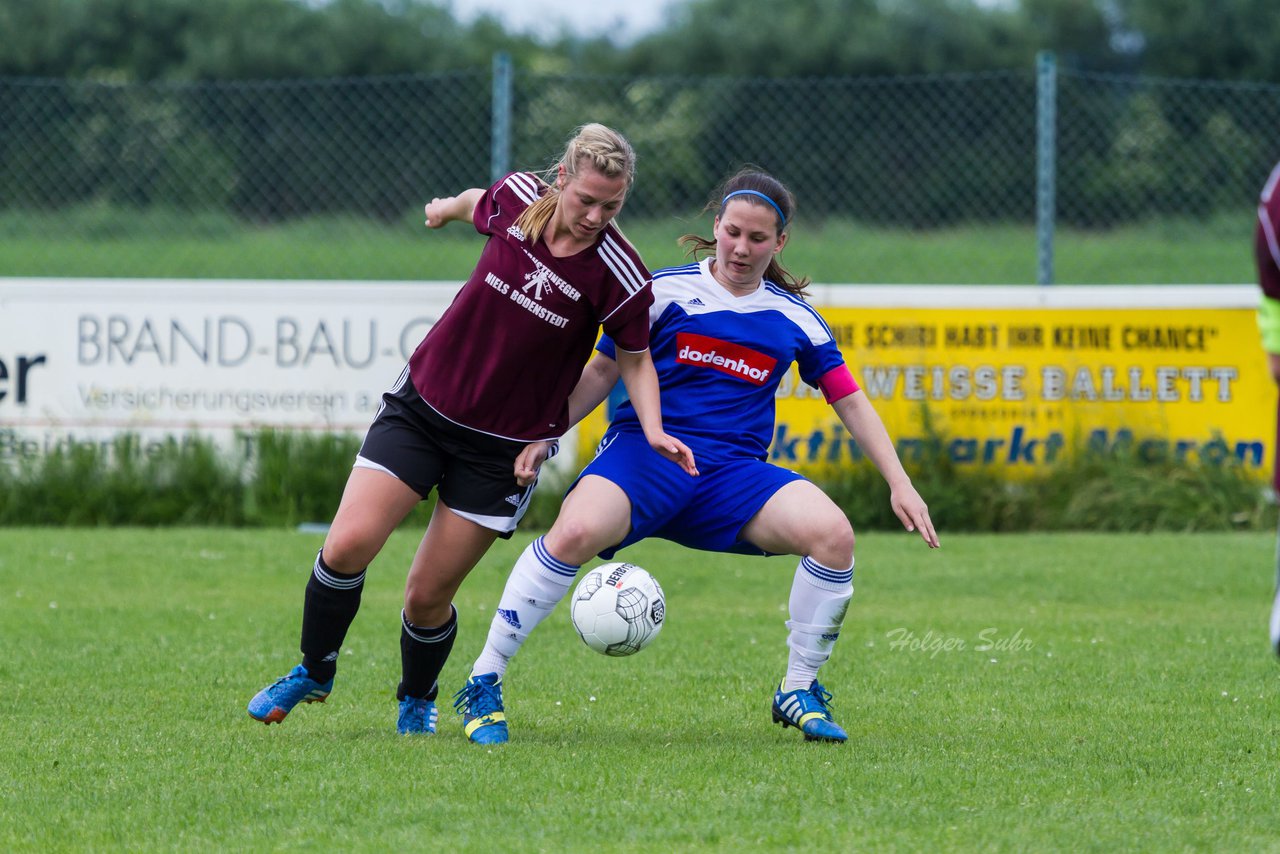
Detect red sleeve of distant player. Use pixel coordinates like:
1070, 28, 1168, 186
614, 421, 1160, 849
1258, 219, 1280, 301
818, 364, 860, 403
1257, 162, 1280, 300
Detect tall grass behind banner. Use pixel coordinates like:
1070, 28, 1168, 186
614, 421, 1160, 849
0, 434, 247, 526
0, 429, 1271, 531
241, 430, 363, 527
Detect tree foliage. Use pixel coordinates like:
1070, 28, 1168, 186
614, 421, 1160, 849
0, 0, 541, 80
1, 0, 1275, 234
601, 0, 1279, 81
0, 0, 1276, 83
1114, 0, 1280, 81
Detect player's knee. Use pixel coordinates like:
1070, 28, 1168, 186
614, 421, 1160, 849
544, 515, 608, 566
402, 580, 427, 611
321, 526, 382, 574
403, 582, 451, 626
808, 518, 855, 570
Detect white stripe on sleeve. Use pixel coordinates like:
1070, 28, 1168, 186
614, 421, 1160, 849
598, 234, 647, 296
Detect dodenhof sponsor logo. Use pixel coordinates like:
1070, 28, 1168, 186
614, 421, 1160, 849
675, 332, 777, 386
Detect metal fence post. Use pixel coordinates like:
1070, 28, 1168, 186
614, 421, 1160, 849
491, 52, 513, 184
1036, 50, 1057, 286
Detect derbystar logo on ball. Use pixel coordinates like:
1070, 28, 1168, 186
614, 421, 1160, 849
675, 332, 776, 385
571, 562, 666, 657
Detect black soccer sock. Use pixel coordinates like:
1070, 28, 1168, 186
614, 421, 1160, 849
397, 606, 457, 701
299, 549, 366, 684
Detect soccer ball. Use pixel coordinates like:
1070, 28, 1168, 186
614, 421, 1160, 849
570, 562, 666, 656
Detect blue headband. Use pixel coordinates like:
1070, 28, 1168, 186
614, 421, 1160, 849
721, 189, 786, 226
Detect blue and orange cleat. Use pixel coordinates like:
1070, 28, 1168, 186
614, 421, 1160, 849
247, 664, 333, 724
453, 672, 508, 744
771, 679, 848, 743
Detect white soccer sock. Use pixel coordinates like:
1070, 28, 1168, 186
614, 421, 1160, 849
471, 536, 579, 678
1271, 536, 1280, 654
783, 556, 854, 692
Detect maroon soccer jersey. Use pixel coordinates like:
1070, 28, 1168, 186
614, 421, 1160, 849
408, 171, 653, 441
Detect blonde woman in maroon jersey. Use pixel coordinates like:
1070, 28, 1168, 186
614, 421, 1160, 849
247, 123, 695, 734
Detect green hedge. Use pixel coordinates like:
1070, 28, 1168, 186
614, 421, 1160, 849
828, 439, 1273, 534
0, 428, 1271, 533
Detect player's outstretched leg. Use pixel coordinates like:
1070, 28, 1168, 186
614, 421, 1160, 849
454, 673, 508, 744
772, 555, 853, 742
248, 550, 363, 725
1271, 596, 1280, 659
247, 664, 333, 724
396, 608, 457, 735
771, 680, 848, 743
1270, 532, 1280, 657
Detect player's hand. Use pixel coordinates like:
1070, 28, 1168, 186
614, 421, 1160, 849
649, 433, 698, 477
514, 441, 553, 486
424, 198, 451, 229
890, 484, 939, 548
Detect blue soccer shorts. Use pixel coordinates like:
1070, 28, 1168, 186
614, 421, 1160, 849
570, 428, 805, 558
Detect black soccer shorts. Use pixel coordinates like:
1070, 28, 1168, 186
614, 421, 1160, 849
355, 375, 537, 536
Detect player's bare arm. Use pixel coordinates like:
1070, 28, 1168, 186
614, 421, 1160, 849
566, 353, 622, 426
831, 391, 939, 548
513, 354, 621, 486
424, 188, 484, 229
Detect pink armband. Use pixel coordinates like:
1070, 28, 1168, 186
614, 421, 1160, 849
817, 365, 859, 403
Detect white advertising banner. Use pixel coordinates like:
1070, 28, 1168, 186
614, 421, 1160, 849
0, 278, 465, 460
2, 279, 1268, 483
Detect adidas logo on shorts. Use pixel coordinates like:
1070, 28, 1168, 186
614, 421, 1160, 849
504, 494, 522, 506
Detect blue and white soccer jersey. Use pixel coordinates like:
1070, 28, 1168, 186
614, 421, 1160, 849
583, 258, 854, 557
599, 258, 848, 462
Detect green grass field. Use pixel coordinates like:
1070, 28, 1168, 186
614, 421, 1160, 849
3, 527, 1278, 850
0, 210, 1258, 285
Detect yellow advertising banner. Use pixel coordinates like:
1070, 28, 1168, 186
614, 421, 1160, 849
576, 286, 1276, 482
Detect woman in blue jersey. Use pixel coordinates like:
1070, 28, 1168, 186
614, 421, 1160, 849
246, 123, 695, 735
456, 167, 939, 745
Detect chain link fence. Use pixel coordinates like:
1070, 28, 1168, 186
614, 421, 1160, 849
2, 55, 1279, 281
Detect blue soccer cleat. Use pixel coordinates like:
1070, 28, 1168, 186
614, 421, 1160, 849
397, 696, 438, 735
453, 672, 508, 744
247, 664, 333, 725
771, 679, 848, 743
